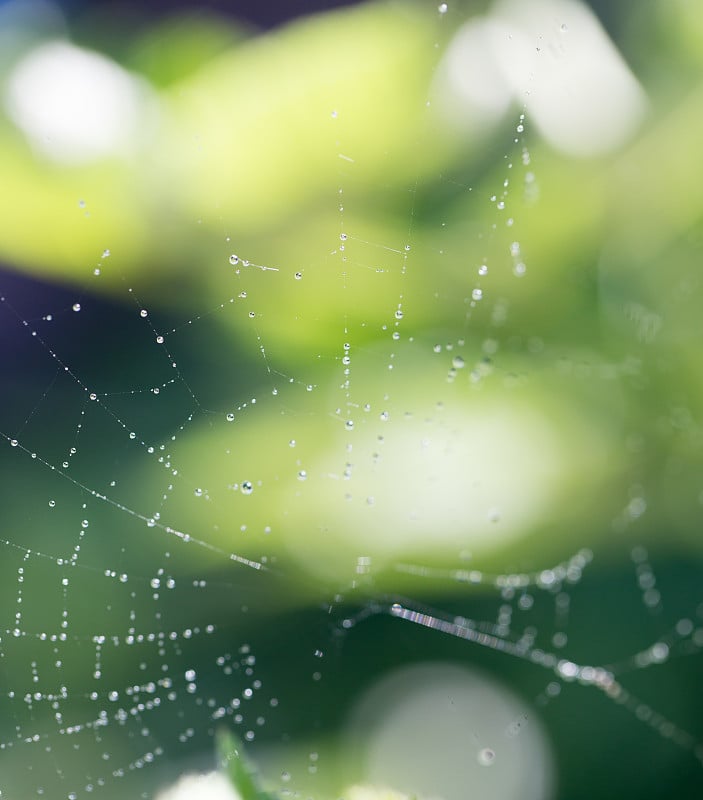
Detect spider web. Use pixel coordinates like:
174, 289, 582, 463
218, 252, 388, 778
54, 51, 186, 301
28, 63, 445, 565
1, 2, 702, 800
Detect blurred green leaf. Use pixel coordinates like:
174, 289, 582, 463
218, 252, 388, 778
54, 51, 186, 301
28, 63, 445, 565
217, 730, 279, 800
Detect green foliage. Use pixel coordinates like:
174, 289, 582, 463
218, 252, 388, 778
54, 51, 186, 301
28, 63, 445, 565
217, 730, 279, 800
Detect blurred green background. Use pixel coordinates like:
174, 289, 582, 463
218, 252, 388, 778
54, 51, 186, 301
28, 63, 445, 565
1, 0, 703, 798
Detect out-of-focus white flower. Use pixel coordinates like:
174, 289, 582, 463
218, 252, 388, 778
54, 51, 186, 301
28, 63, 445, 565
155, 771, 241, 800
436, 0, 647, 156
4, 40, 157, 164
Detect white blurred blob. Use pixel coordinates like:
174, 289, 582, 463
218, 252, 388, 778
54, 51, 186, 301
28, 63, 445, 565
155, 771, 241, 800
438, 18, 515, 128
345, 786, 418, 800
437, 0, 647, 156
286, 399, 565, 582
346, 663, 554, 800
4, 40, 157, 164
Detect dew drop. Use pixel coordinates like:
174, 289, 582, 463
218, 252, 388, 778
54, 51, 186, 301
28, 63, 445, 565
72, 303, 81, 312
294, 272, 303, 280
478, 264, 488, 276
241, 481, 254, 495
472, 288, 483, 301
438, 2, 448, 12
226, 413, 235, 422
394, 309, 404, 320
477, 748, 496, 767
229, 255, 239, 265
452, 355, 465, 369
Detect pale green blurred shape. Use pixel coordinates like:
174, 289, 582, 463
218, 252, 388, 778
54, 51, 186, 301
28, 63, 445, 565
2, 0, 703, 583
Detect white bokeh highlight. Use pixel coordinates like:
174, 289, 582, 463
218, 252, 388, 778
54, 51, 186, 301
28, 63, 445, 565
437, 0, 647, 156
346, 662, 554, 800
155, 771, 241, 800
4, 40, 156, 164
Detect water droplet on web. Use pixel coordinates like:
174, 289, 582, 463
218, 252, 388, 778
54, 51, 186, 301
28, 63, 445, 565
156, 335, 164, 344
298, 470, 307, 481
438, 2, 448, 13
452, 355, 465, 369
477, 747, 496, 766
140, 309, 148, 318
10, 439, 18, 447
48, 500, 55, 508
345, 420, 354, 430
478, 264, 488, 276
340, 233, 348, 241
513, 262, 527, 276
226, 413, 235, 422
395, 309, 404, 319
72, 303, 81, 312
249, 311, 256, 318
241, 481, 254, 495
472, 288, 483, 301
150, 578, 160, 589
560, 22, 568, 32
194, 488, 203, 497
294, 272, 303, 280
229, 254, 239, 265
